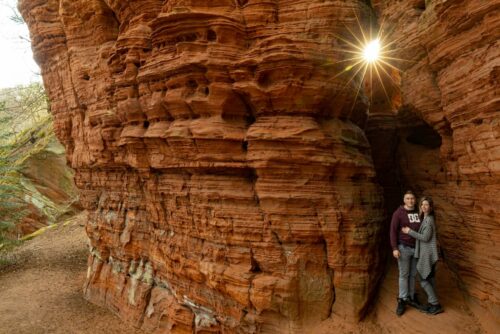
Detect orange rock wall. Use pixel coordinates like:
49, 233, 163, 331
372, 0, 500, 326
19, 0, 386, 332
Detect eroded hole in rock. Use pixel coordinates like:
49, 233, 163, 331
395, 110, 446, 199
406, 124, 442, 148
207, 29, 217, 42
237, 0, 249, 7
187, 79, 198, 89
245, 114, 256, 126
221, 93, 255, 125
257, 71, 270, 87
250, 257, 262, 273
414, 0, 426, 11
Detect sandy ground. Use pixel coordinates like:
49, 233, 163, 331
313, 261, 487, 334
0, 215, 143, 334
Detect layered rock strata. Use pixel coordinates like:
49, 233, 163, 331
20, 0, 386, 332
17, 138, 80, 235
370, 0, 500, 329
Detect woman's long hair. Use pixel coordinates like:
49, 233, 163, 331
419, 196, 435, 220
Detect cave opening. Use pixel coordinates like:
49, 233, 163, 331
366, 107, 446, 271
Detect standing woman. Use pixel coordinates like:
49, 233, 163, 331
402, 196, 443, 315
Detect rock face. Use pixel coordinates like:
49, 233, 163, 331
19, 0, 386, 332
16, 138, 80, 235
369, 0, 500, 329
19, 0, 500, 332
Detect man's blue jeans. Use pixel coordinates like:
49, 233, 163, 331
398, 244, 417, 300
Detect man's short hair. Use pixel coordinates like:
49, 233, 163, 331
404, 190, 415, 197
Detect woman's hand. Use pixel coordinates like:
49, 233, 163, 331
402, 227, 410, 234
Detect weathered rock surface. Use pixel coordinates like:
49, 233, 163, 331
19, 0, 385, 332
369, 0, 500, 330
19, 0, 499, 332
15, 139, 80, 235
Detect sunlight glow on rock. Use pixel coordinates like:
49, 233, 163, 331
363, 39, 381, 63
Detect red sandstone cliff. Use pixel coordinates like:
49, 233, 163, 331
19, 0, 385, 332
19, 0, 499, 332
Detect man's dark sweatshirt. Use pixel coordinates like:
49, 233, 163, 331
390, 206, 421, 250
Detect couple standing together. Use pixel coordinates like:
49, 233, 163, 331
390, 190, 444, 316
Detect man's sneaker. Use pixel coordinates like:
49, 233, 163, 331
396, 298, 406, 316
407, 294, 421, 309
425, 303, 444, 315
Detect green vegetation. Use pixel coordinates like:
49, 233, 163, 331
0, 82, 75, 245
0, 5, 74, 249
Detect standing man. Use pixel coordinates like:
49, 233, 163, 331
390, 190, 422, 316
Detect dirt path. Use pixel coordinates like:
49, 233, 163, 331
0, 216, 143, 334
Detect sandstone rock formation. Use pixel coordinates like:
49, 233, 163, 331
16, 138, 80, 235
19, 0, 499, 332
19, 0, 386, 332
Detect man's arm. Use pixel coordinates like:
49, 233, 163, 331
390, 212, 401, 258
390, 211, 399, 251
408, 218, 434, 242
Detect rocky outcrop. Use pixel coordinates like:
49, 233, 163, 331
16, 138, 80, 235
369, 0, 500, 329
19, 0, 499, 332
19, 0, 385, 332
0, 107, 79, 238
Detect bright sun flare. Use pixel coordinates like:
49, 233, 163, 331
329, 9, 409, 116
326, 11, 408, 114
363, 39, 381, 63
